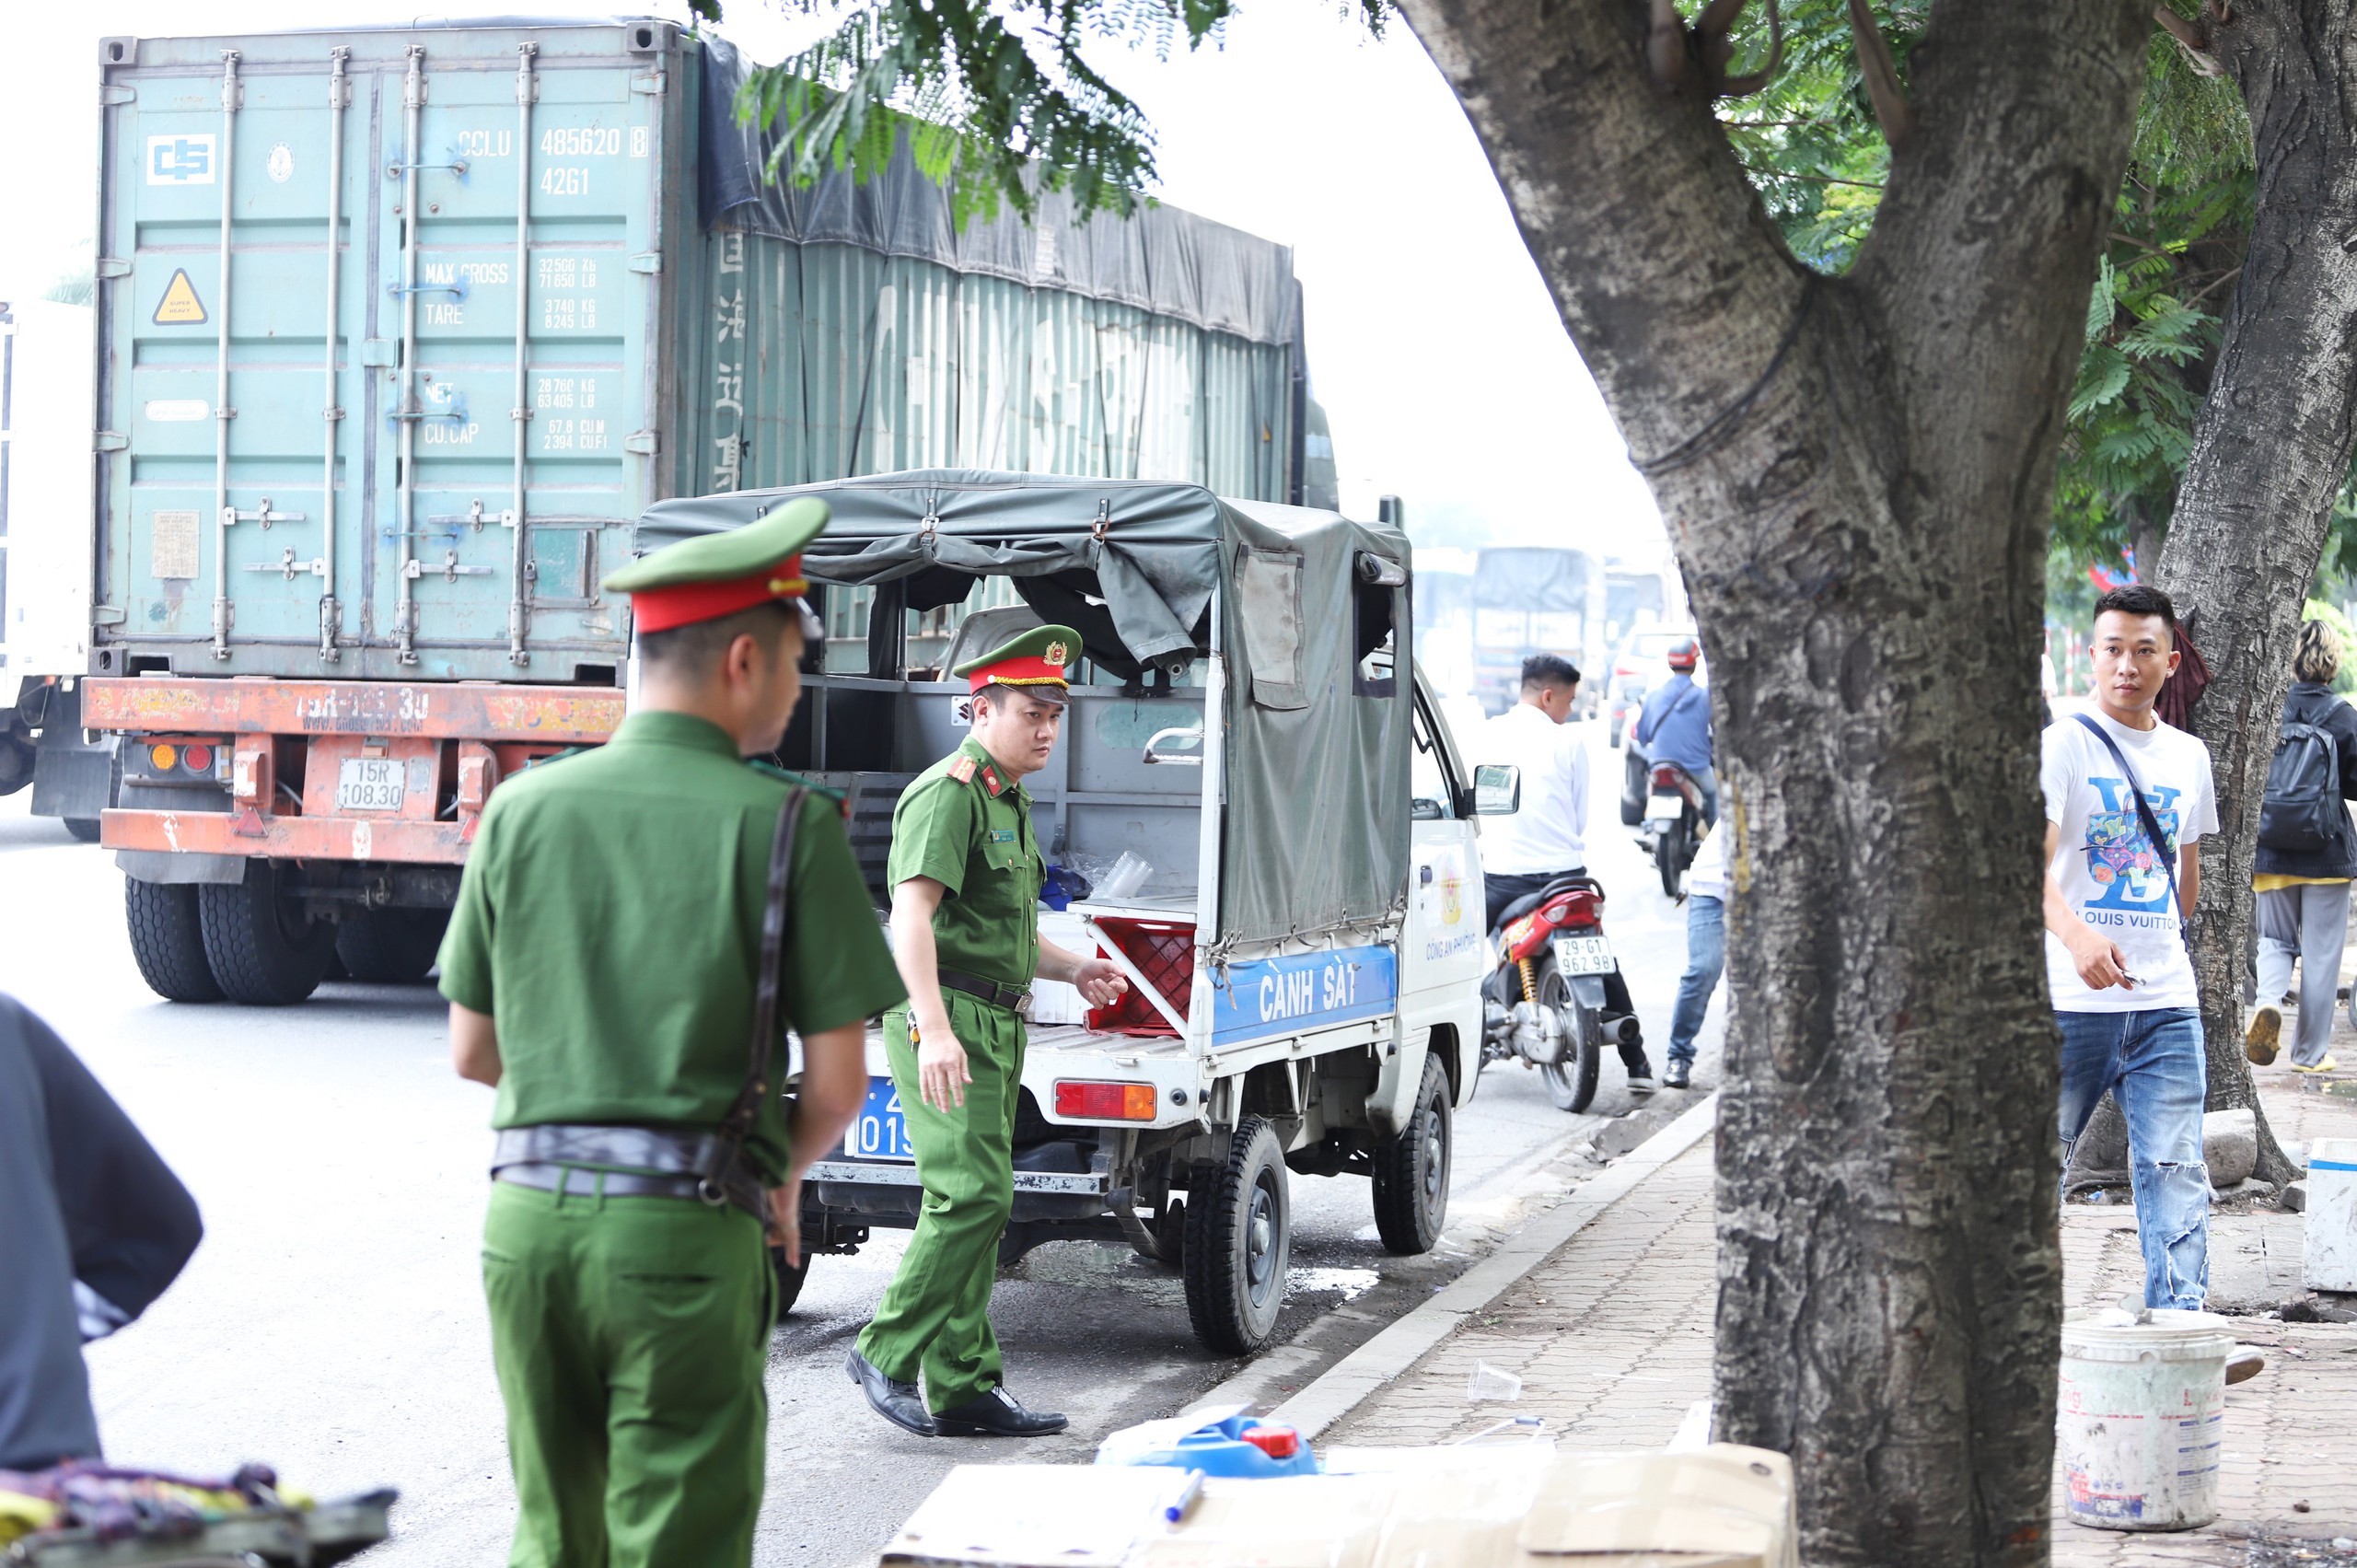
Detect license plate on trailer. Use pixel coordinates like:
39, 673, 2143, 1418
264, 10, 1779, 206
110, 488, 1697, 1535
334, 757, 405, 813
1645, 794, 1684, 820
846, 1076, 914, 1161
1554, 935, 1616, 976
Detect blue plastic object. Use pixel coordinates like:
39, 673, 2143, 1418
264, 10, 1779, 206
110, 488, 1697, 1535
1095, 1410, 1321, 1479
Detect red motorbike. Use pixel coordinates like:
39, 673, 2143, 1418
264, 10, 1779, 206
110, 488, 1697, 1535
1480, 875, 1644, 1113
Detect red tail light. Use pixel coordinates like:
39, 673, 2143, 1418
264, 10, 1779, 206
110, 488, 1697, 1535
1650, 765, 1683, 790
183, 745, 214, 773
1053, 1081, 1157, 1121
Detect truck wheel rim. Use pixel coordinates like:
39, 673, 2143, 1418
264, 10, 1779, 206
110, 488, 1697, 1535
1422, 1119, 1446, 1206
1245, 1178, 1278, 1303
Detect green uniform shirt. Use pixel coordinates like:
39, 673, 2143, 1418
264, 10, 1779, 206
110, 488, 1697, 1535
888, 737, 1045, 990
438, 710, 905, 1181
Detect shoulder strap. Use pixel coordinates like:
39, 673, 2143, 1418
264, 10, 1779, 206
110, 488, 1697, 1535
700, 788, 808, 1214
2070, 714, 2180, 912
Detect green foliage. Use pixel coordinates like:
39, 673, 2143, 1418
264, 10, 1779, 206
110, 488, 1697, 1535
711, 0, 1387, 224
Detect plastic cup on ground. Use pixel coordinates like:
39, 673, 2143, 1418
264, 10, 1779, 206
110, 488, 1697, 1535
1465, 1362, 1523, 1401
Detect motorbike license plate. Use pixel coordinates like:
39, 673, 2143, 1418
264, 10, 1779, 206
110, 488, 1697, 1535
1554, 934, 1616, 976
334, 757, 405, 813
847, 1076, 915, 1161
1645, 793, 1684, 820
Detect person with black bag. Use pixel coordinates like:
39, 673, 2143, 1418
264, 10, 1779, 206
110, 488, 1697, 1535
439, 499, 904, 1568
2042, 585, 2219, 1310
2247, 618, 2357, 1074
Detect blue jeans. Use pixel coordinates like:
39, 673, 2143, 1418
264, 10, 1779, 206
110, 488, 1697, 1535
1667, 894, 1724, 1066
2055, 1007, 2210, 1309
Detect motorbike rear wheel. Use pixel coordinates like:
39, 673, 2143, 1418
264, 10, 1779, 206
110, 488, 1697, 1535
1655, 810, 1692, 899
1531, 958, 1601, 1114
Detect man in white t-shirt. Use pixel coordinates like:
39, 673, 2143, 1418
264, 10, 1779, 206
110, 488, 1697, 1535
2043, 584, 2218, 1310
1478, 654, 1591, 926
1478, 655, 1654, 1094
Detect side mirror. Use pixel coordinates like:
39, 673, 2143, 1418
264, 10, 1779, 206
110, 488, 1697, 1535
1470, 763, 1520, 816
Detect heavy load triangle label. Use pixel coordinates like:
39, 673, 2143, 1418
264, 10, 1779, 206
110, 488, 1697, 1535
153, 269, 206, 326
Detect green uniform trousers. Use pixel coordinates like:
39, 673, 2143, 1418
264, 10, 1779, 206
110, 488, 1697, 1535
856, 994, 1025, 1412
482, 1180, 773, 1568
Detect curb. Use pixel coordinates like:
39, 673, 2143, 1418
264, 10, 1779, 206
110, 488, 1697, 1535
1201, 1090, 1720, 1440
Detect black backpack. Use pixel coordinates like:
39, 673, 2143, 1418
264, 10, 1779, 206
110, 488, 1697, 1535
2259, 702, 2343, 853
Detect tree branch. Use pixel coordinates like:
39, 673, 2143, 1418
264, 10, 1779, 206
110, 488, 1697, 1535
2153, 2, 2223, 75
1846, 0, 1914, 147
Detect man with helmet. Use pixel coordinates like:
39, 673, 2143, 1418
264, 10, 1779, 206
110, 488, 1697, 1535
1632, 636, 1716, 829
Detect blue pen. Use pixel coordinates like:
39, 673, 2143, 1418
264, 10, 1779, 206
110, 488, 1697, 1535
1164, 1469, 1207, 1524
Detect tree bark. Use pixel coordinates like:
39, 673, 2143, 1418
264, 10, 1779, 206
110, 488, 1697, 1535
1388, 0, 2147, 1559
2150, 0, 2357, 1191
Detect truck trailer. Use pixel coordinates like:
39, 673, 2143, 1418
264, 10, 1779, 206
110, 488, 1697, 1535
64, 18, 1321, 1002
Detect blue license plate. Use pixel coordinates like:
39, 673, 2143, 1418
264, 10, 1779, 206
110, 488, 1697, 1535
847, 1076, 914, 1161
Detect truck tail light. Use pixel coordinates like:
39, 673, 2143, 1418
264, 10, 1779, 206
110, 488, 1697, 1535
1053, 1081, 1157, 1121
148, 743, 178, 772
182, 744, 214, 774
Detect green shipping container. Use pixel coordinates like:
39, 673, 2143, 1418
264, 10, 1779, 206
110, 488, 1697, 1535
92, 19, 1312, 685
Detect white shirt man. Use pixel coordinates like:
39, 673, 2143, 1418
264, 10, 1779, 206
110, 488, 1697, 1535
1475, 654, 1655, 1095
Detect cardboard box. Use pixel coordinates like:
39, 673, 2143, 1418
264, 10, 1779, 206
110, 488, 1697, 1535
879, 1446, 1795, 1568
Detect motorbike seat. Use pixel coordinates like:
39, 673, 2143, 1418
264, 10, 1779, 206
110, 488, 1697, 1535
1491, 874, 1604, 936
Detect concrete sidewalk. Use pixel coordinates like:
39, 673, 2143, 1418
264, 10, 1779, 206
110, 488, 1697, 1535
1318, 1069, 2357, 1563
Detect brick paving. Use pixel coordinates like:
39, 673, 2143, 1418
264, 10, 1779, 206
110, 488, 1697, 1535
1323, 1069, 2357, 1562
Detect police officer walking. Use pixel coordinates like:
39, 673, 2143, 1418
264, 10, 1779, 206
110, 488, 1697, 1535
848, 625, 1129, 1437
440, 498, 904, 1568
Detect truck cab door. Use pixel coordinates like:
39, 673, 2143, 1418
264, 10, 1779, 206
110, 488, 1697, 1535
1399, 672, 1487, 1097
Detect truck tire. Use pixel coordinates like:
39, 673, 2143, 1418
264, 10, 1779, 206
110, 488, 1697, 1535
335, 908, 450, 984
772, 1245, 808, 1322
0, 721, 32, 796
1183, 1117, 1289, 1355
199, 861, 337, 1005
1371, 1052, 1452, 1255
124, 877, 224, 1003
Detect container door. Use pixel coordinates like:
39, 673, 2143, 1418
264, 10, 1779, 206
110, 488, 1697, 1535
369, 44, 656, 675
103, 51, 371, 669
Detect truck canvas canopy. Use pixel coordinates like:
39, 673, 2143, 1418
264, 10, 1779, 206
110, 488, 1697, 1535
635, 470, 1413, 948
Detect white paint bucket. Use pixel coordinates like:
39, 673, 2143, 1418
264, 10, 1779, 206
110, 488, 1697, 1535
2305, 1136, 2357, 1292
2058, 1307, 2234, 1531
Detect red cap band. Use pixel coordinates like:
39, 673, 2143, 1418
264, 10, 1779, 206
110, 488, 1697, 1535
968, 652, 1071, 692
630, 556, 808, 633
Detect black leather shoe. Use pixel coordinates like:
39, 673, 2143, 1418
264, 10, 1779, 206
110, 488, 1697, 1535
1664, 1060, 1691, 1090
935, 1387, 1068, 1437
846, 1350, 936, 1436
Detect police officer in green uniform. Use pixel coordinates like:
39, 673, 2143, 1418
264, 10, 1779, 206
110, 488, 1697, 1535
441, 498, 904, 1568
847, 625, 1130, 1437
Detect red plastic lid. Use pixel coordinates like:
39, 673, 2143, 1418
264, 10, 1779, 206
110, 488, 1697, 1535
1241, 1423, 1300, 1459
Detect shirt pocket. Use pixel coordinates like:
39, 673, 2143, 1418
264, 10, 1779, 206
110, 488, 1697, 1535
980, 825, 1026, 874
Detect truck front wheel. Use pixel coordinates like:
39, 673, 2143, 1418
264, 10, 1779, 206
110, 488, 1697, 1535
335, 908, 450, 984
124, 877, 223, 1003
1371, 1052, 1452, 1255
199, 861, 336, 1005
1183, 1117, 1290, 1355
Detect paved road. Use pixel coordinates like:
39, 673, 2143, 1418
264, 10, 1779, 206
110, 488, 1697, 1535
0, 719, 1717, 1566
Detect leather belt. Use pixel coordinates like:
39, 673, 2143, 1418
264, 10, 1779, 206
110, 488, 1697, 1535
938, 967, 1031, 1013
491, 1123, 768, 1225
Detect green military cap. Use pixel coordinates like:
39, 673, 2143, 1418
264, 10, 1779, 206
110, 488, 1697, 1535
954, 623, 1082, 702
603, 497, 829, 633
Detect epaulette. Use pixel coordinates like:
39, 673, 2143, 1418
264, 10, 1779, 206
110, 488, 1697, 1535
749, 761, 849, 816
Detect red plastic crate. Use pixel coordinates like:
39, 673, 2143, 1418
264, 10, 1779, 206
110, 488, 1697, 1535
1084, 916, 1196, 1036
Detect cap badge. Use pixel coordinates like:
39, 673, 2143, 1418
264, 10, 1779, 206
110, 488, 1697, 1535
1043, 641, 1068, 667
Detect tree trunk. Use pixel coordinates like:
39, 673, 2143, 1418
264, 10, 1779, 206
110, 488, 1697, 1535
2150, 0, 2357, 1191
1389, 0, 2148, 1559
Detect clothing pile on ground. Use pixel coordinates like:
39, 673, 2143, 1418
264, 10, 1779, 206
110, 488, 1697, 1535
0, 1459, 391, 1564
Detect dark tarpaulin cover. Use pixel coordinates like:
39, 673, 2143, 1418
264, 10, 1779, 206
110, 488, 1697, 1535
698, 36, 1301, 350
634, 470, 1411, 947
